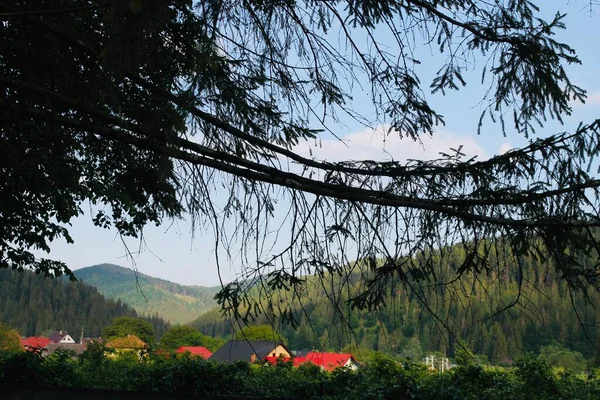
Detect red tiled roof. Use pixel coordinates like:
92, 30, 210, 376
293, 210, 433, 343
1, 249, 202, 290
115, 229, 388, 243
263, 352, 357, 371
175, 346, 213, 358
263, 355, 308, 367
304, 352, 355, 371
21, 337, 50, 349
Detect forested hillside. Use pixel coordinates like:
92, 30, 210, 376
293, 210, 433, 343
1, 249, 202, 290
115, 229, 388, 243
75, 264, 220, 324
191, 245, 600, 364
0, 269, 169, 339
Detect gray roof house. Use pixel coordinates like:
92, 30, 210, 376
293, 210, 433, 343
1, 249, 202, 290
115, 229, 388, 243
209, 340, 291, 363
46, 343, 86, 357
48, 330, 76, 344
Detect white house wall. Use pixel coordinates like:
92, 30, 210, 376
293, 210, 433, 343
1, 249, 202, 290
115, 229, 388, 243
59, 334, 76, 344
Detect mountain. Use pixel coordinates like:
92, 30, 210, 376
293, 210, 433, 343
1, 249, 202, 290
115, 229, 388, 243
75, 264, 220, 324
0, 268, 169, 339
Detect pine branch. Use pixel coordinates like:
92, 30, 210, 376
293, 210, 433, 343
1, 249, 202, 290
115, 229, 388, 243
0, 3, 107, 19
3, 97, 600, 229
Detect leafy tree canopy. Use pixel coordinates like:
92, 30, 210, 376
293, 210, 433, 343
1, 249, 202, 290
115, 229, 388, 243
540, 341, 588, 373
0, 323, 22, 353
1, 0, 600, 328
102, 317, 155, 345
159, 325, 220, 351
454, 341, 478, 368
235, 325, 282, 342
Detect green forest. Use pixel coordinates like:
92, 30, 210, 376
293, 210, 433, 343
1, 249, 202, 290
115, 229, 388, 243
0, 269, 170, 339
192, 245, 600, 370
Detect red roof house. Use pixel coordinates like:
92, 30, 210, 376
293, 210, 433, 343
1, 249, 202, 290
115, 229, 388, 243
263, 355, 307, 367
21, 336, 50, 351
175, 346, 213, 358
264, 352, 360, 371
303, 352, 360, 371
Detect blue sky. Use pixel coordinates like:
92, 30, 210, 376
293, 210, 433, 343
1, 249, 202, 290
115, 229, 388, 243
40, 1, 600, 287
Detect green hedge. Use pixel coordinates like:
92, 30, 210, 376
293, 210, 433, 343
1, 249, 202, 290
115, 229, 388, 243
1, 350, 599, 400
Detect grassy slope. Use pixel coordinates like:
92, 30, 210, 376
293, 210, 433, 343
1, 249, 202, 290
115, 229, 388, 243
75, 264, 220, 324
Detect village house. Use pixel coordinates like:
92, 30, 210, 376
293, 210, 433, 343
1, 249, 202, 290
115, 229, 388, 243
105, 334, 147, 359
44, 330, 88, 356
21, 336, 50, 355
209, 340, 291, 364
21, 330, 86, 357
82, 337, 104, 345
263, 351, 360, 371
262, 355, 307, 367
301, 351, 360, 371
48, 330, 76, 344
46, 342, 86, 357
175, 346, 213, 358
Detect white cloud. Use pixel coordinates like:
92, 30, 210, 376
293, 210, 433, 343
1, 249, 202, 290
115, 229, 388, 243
295, 126, 489, 164
498, 142, 512, 155
570, 91, 600, 109
587, 92, 600, 106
